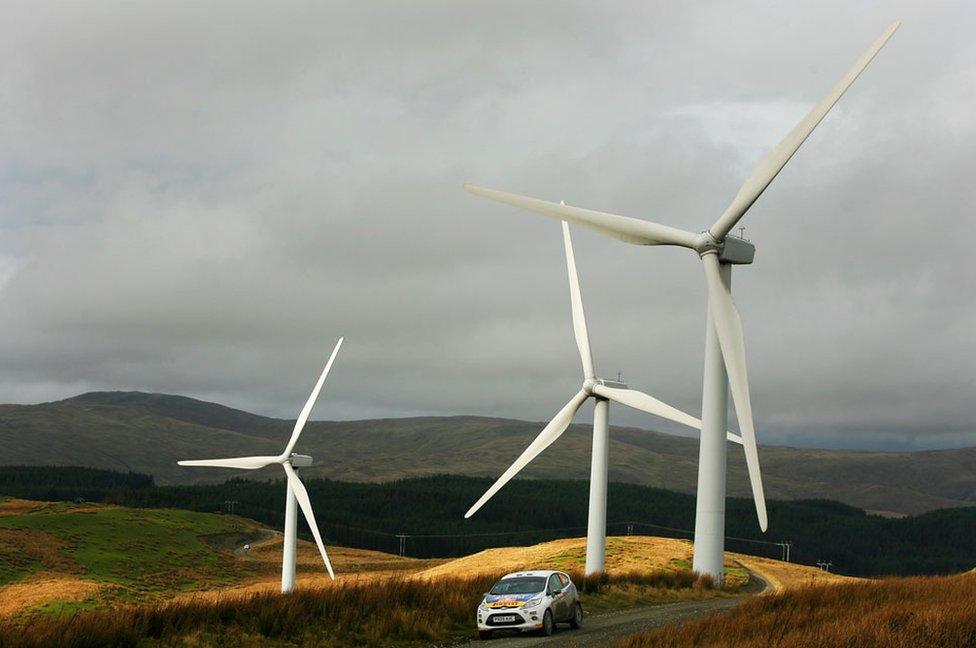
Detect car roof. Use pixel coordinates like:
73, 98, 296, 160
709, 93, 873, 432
499, 570, 564, 579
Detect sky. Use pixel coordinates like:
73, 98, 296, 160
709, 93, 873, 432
0, 1, 974, 451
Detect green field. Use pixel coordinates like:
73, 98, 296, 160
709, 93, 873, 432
0, 499, 260, 603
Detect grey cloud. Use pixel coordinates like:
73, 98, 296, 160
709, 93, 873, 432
0, 0, 974, 451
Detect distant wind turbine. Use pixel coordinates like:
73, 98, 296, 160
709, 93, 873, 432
464, 221, 742, 575
178, 337, 343, 593
465, 23, 899, 581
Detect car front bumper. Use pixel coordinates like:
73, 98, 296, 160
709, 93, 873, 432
477, 606, 546, 632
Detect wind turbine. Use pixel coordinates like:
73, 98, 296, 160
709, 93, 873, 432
464, 23, 898, 581
464, 220, 743, 576
178, 337, 343, 593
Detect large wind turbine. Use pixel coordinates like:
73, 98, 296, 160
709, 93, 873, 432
465, 24, 898, 581
178, 337, 343, 593
465, 220, 742, 576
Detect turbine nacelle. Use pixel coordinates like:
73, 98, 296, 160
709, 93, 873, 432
289, 453, 313, 468
694, 232, 756, 265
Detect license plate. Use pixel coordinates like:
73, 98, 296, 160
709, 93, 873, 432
494, 615, 518, 622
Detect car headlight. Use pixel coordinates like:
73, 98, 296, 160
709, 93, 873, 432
522, 596, 545, 608
478, 602, 490, 612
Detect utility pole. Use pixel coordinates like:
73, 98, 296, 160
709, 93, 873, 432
395, 534, 408, 557
779, 541, 794, 563
626, 522, 634, 536
223, 500, 239, 515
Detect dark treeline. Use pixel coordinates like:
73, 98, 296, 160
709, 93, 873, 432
2, 465, 976, 578
0, 465, 154, 501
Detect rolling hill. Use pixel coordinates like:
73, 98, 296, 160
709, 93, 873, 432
0, 496, 430, 618
2, 391, 975, 515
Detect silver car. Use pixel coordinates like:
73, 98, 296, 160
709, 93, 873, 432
476, 570, 582, 639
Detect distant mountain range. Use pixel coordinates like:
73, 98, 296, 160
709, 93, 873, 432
2, 391, 974, 515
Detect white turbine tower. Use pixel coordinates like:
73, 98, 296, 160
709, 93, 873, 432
178, 337, 343, 593
464, 220, 743, 576
465, 24, 898, 582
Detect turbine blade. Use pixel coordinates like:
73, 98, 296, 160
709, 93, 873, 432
562, 222, 595, 379
464, 390, 588, 518
591, 384, 700, 429
282, 337, 343, 458
701, 254, 768, 531
283, 462, 335, 580
177, 456, 280, 470
709, 22, 900, 240
588, 384, 742, 443
465, 184, 698, 248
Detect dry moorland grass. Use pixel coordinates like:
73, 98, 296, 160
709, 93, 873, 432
730, 551, 853, 592
0, 569, 720, 648
170, 532, 444, 603
0, 499, 48, 517
418, 535, 845, 592
420, 535, 703, 578
0, 576, 103, 618
615, 572, 976, 648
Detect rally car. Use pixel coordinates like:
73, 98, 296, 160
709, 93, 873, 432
476, 570, 582, 639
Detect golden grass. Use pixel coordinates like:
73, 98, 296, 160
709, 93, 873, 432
419, 535, 698, 579
0, 499, 48, 517
171, 531, 445, 603
730, 552, 853, 592
417, 535, 841, 593
0, 575, 103, 617
615, 572, 976, 648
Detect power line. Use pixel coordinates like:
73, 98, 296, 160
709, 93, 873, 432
323, 518, 789, 554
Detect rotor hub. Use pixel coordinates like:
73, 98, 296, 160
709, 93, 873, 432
583, 377, 628, 395
582, 378, 597, 395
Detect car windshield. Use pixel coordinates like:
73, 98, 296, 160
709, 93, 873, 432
489, 577, 546, 595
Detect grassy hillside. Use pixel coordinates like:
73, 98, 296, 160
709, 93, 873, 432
615, 572, 976, 648
0, 498, 263, 613
2, 391, 976, 514
0, 497, 433, 618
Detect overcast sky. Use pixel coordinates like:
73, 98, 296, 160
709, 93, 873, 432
1, 1, 973, 451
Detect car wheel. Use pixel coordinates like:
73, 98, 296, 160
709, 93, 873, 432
478, 630, 493, 640
570, 602, 583, 629
541, 609, 555, 636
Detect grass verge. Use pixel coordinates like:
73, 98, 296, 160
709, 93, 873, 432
614, 572, 976, 648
